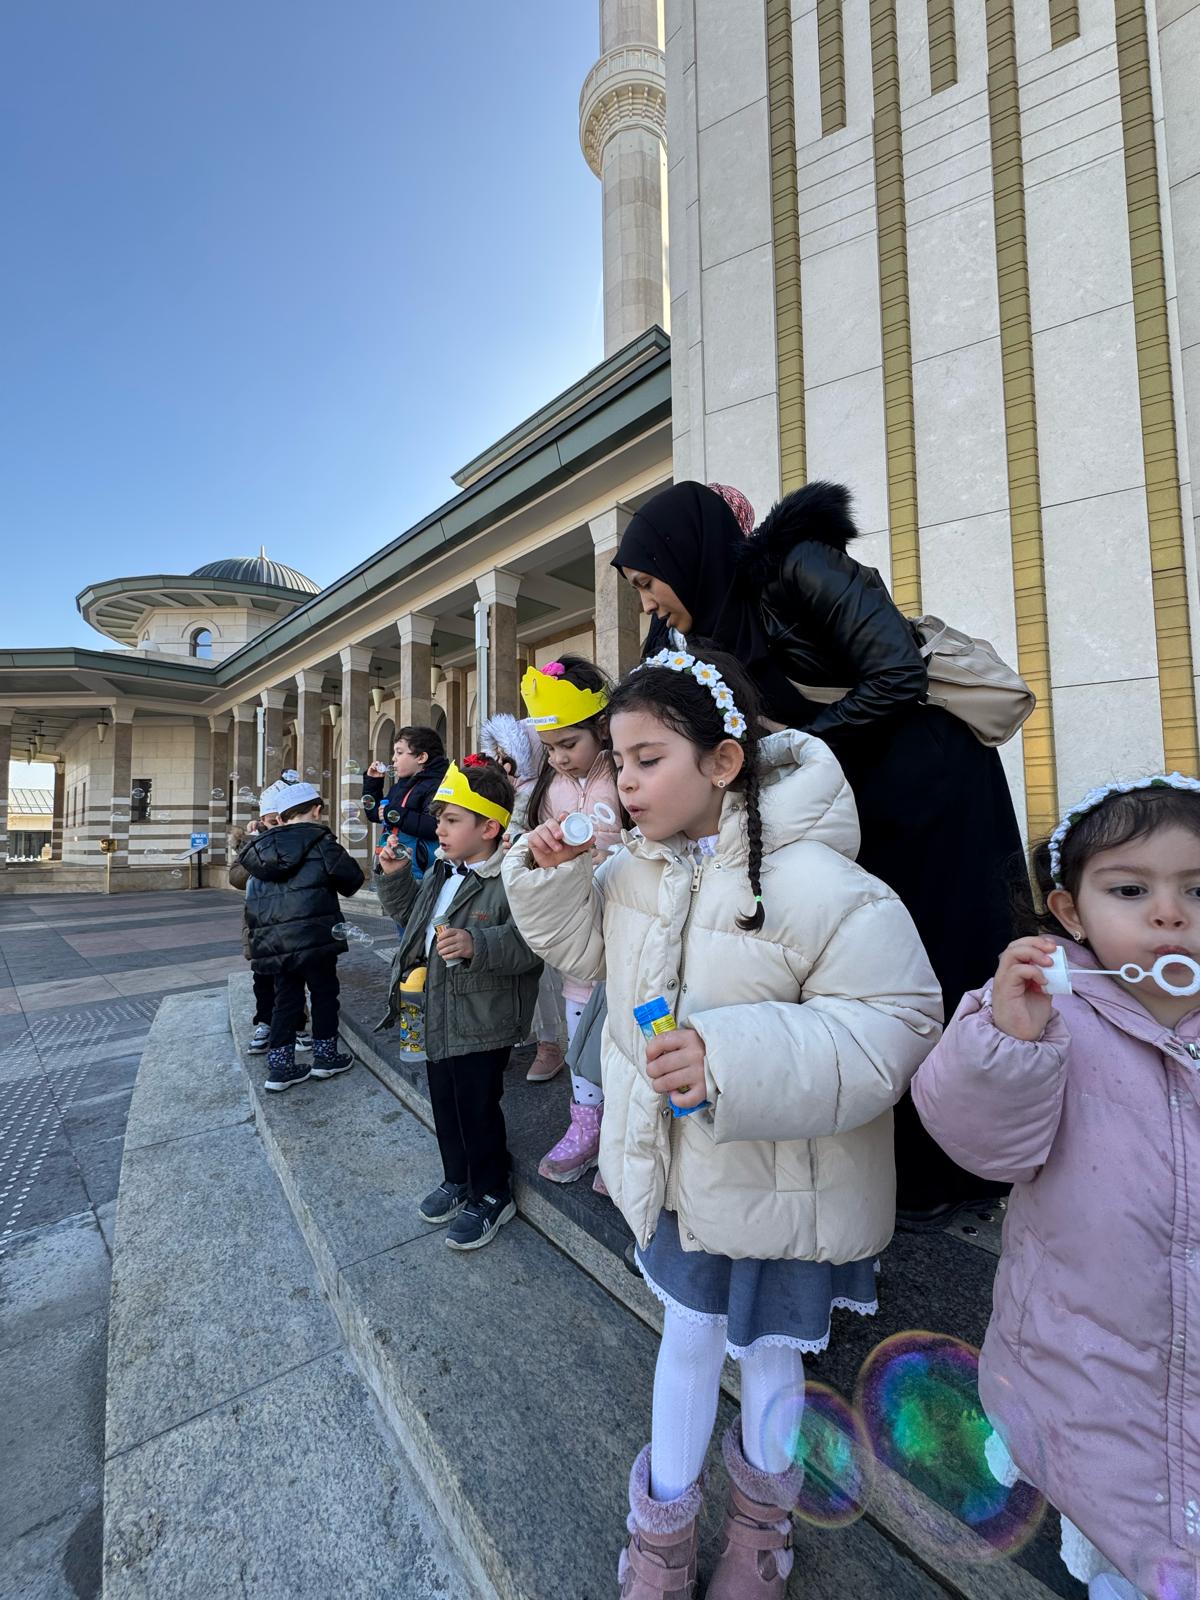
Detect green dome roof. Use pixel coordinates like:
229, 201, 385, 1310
190, 554, 318, 593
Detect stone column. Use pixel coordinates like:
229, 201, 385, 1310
590, 503, 640, 679
0, 710, 12, 866
230, 703, 258, 831
396, 613, 436, 729
475, 569, 522, 726
107, 704, 135, 870
208, 714, 231, 864
581, 0, 668, 355
339, 646, 373, 873
51, 761, 66, 862
260, 688, 288, 782
293, 670, 325, 783
443, 668, 466, 763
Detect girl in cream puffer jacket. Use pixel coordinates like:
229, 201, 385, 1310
503, 647, 941, 1600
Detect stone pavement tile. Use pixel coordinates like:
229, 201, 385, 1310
106, 1120, 337, 1456
2, 1498, 102, 1600
0, 1307, 106, 1547
17, 978, 121, 1015
0, 1210, 111, 1353
1, 1126, 91, 1241
0, 992, 23, 1016
94, 1201, 116, 1256
74, 1136, 125, 1210
86, 943, 241, 977
103, 967, 208, 998
123, 993, 248, 1152
185, 952, 249, 981
46, 1049, 144, 1102
103, 1350, 468, 1600
61, 1086, 135, 1149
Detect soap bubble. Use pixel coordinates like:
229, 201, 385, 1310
305, 766, 317, 777
131, 787, 145, 799
332, 921, 374, 948
362, 794, 376, 810
211, 787, 224, 801
265, 744, 278, 757
143, 848, 164, 862
321, 768, 330, 780
281, 768, 299, 782
238, 786, 254, 801
341, 800, 360, 822
345, 824, 368, 843
855, 1332, 1047, 1562
170, 869, 183, 879
765, 1382, 873, 1530
228, 771, 239, 781
385, 808, 400, 824
344, 758, 362, 776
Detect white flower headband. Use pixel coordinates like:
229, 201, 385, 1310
1049, 771, 1200, 886
637, 648, 748, 741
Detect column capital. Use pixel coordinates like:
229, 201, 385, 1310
0, 707, 16, 727
232, 702, 258, 723
110, 700, 137, 726
589, 502, 635, 555
260, 686, 289, 709
207, 711, 232, 734
339, 645, 373, 675
475, 568, 522, 610
443, 665, 466, 685
396, 612, 437, 647
294, 669, 325, 695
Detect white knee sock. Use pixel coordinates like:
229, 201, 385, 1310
650, 1308, 728, 1502
738, 1342, 806, 1474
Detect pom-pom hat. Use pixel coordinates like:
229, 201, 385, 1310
433, 762, 512, 827
520, 662, 609, 730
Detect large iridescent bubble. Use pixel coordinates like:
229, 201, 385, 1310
766, 1381, 873, 1529
855, 1331, 1046, 1563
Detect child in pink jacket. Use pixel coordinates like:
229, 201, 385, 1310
520, 656, 621, 1186
913, 774, 1200, 1600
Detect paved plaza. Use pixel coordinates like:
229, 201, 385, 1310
0, 890, 246, 1600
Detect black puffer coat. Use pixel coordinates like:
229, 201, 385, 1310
239, 823, 365, 974
361, 756, 450, 860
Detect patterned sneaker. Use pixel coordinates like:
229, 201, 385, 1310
419, 1180, 469, 1225
538, 1101, 602, 1184
445, 1191, 516, 1251
526, 1041, 565, 1083
248, 1023, 271, 1054
309, 1037, 354, 1078
264, 1046, 311, 1093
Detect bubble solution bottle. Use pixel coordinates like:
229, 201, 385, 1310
633, 997, 710, 1119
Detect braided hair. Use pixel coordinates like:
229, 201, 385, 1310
607, 642, 767, 931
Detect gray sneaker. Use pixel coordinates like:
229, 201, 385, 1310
445, 1191, 517, 1251
248, 1023, 271, 1054
418, 1181, 469, 1225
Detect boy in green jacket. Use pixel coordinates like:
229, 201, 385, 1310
376, 758, 542, 1251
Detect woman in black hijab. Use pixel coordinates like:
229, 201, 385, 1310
615, 479, 1026, 1225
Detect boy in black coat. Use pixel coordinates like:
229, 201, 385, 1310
361, 725, 449, 875
239, 781, 365, 1092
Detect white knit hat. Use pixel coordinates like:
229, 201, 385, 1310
274, 781, 322, 814
258, 781, 287, 815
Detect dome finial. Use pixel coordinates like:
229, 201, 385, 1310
259, 544, 267, 561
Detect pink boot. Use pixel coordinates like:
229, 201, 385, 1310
706, 1422, 803, 1600
526, 1040, 565, 1082
538, 1100, 601, 1183
618, 1444, 701, 1599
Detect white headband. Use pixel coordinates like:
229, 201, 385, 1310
1049, 772, 1200, 886
637, 649, 748, 740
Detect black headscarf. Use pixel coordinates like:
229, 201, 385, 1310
613, 481, 813, 725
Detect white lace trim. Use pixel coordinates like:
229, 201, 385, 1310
635, 1258, 878, 1359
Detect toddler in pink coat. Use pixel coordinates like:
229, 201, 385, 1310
914, 774, 1200, 1600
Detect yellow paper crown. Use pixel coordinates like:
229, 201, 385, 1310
432, 762, 511, 827
520, 664, 609, 730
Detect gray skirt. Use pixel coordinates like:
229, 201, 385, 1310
636, 1210, 879, 1359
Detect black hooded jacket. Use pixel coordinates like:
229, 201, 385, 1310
361, 755, 450, 856
239, 823, 365, 974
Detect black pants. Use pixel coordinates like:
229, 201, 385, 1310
252, 971, 275, 1025
267, 955, 340, 1049
425, 1048, 512, 1201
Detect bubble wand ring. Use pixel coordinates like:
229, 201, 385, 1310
1040, 947, 1200, 997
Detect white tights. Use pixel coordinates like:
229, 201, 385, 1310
649, 1307, 805, 1502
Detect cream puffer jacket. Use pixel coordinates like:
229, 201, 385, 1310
503, 730, 942, 1262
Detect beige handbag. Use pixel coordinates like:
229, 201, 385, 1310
791, 615, 1035, 747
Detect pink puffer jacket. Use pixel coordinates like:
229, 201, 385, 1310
535, 754, 622, 1004
912, 945, 1200, 1599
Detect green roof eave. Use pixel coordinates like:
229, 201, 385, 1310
0, 648, 215, 685
208, 337, 672, 688
75, 574, 316, 617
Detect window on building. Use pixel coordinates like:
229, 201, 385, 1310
190, 628, 213, 659
131, 779, 152, 823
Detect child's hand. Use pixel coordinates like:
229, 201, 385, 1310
367, 761, 390, 778
524, 820, 592, 870
991, 937, 1057, 1042
645, 1027, 708, 1110
436, 926, 474, 963
377, 842, 411, 876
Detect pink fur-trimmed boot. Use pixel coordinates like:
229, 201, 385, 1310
618, 1444, 702, 1599
706, 1422, 804, 1600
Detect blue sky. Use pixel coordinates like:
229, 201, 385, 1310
1, 2, 603, 651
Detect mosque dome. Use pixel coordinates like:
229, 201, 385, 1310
190, 549, 318, 594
